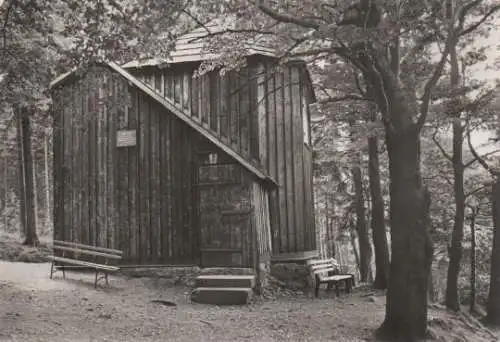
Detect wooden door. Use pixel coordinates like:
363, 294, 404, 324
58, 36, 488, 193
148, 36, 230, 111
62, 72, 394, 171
195, 150, 253, 267
199, 208, 252, 267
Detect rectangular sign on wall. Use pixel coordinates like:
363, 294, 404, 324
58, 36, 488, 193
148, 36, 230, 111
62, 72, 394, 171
116, 130, 136, 147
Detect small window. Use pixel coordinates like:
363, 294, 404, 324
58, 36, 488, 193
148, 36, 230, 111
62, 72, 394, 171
200, 152, 218, 165
197, 151, 241, 184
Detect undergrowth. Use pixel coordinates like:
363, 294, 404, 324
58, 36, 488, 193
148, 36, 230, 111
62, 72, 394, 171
0, 231, 50, 263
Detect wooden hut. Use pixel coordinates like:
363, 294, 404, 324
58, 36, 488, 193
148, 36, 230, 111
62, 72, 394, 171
50, 21, 316, 269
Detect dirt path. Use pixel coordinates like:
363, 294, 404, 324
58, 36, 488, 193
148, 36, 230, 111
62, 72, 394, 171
1, 261, 497, 342
0, 261, 385, 342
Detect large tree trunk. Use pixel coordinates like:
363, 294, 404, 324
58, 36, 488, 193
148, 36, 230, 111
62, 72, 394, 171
353, 166, 372, 282
469, 207, 477, 313
486, 180, 500, 326
377, 125, 433, 341
445, 34, 465, 312
16, 106, 38, 246
367, 109, 390, 289
445, 118, 465, 311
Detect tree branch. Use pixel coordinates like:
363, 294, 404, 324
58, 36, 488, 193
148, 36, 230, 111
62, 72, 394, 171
181, 9, 210, 33
464, 149, 500, 168
416, 31, 454, 131
318, 93, 374, 104
416, 0, 495, 131
289, 47, 339, 58
186, 27, 277, 44
456, 0, 482, 32
2, 0, 13, 52
432, 129, 453, 162
466, 128, 497, 177
465, 184, 488, 198
459, 4, 500, 36
439, 170, 455, 187
256, 0, 320, 29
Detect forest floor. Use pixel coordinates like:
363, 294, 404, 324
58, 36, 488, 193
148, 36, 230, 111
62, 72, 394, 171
0, 236, 499, 341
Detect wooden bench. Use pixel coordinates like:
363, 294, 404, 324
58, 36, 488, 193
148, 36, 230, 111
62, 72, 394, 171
307, 258, 355, 298
47, 240, 123, 288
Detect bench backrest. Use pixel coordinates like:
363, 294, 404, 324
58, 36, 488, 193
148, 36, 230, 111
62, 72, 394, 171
307, 258, 340, 280
52, 240, 123, 263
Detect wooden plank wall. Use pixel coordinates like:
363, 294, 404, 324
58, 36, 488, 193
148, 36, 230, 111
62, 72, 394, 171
127, 59, 316, 255
52, 66, 198, 265
256, 60, 316, 254
129, 65, 261, 164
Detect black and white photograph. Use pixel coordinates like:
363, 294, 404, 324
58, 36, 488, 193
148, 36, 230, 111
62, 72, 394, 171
0, 1, 500, 341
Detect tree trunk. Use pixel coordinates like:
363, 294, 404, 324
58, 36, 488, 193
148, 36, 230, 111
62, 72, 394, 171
486, 180, 500, 326
16, 106, 38, 246
368, 110, 390, 289
44, 132, 52, 234
3, 155, 8, 231
329, 194, 336, 258
377, 126, 433, 341
17, 115, 27, 237
469, 207, 477, 313
33, 152, 39, 233
428, 268, 436, 303
445, 32, 465, 312
349, 216, 361, 272
325, 192, 332, 258
353, 166, 372, 282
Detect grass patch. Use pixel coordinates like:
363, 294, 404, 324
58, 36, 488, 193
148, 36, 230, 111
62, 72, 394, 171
0, 232, 51, 263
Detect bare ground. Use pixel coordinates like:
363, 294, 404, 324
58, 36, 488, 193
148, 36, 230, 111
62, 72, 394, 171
0, 261, 498, 342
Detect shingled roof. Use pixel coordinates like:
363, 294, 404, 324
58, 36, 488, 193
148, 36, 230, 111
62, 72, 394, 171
122, 18, 276, 68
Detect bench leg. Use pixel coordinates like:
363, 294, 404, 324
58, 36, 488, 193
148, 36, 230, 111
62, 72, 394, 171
315, 281, 320, 298
95, 270, 98, 289
49, 261, 55, 279
347, 278, 353, 293
326, 282, 333, 292
105, 273, 109, 286
62, 265, 66, 279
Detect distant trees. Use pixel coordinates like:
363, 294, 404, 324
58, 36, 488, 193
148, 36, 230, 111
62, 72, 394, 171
0, 0, 187, 243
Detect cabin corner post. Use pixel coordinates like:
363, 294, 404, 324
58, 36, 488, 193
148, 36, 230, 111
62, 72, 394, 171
251, 181, 273, 290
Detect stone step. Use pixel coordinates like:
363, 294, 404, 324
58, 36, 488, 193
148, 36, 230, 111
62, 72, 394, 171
191, 287, 253, 305
195, 275, 256, 289
199, 267, 255, 276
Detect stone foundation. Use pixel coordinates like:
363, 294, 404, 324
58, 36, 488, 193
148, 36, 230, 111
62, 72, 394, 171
121, 266, 201, 287
270, 262, 311, 290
